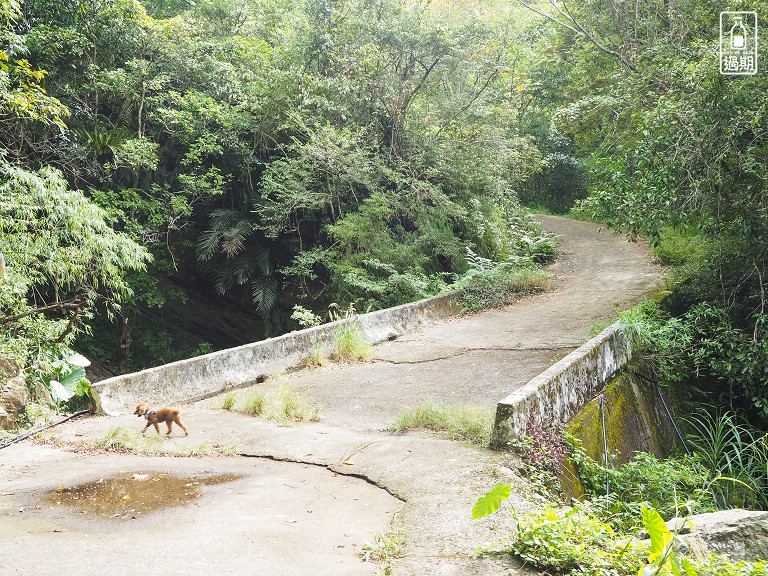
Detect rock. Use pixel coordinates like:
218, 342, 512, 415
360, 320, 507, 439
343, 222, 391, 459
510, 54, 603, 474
672, 509, 768, 562
0, 355, 29, 429
34, 380, 54, 407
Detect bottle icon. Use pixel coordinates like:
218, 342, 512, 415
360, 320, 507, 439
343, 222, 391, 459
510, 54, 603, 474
720, 11, 758, 75
731, 17, 747, 50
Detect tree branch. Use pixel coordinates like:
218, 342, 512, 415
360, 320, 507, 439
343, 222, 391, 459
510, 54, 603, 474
513, 0, 638, 73
54, 307, 83, 343
0, 300, 85, 326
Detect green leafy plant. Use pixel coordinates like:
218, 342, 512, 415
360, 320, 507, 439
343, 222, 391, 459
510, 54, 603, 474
566, 434, 716, 532
46, 352, 92, 410
472, 483, 511, 519
509, 504, 648, 576
639, 505, 689, 576
291, 305, 322, 329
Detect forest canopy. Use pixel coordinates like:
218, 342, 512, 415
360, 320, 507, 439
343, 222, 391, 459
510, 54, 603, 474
1, 0, 559, 385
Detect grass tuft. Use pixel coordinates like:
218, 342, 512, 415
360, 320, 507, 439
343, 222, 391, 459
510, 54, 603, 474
86, 426, 165, 454
221, 392, 237, 411
362, 527, 406, 575
81, 426, 239, 457
211, 385, 320, 424
328, 303, 372, 362
390, 400, 493, 446
331, 320, 371, 362
305, 340, 330, 368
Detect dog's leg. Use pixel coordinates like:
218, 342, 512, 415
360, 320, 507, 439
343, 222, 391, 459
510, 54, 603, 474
165, 421, 174, 436
176, 417, 189, 437
152, 421, 160, 434
140, 423, 151, 434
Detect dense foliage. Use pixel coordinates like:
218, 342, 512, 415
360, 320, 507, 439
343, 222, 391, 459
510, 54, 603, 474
476, 446, 765, 576
513, 0, 768, 431
1, 0, 560, 382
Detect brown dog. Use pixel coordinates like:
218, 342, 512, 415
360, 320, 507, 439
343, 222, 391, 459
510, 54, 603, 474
134, 402, 189, 437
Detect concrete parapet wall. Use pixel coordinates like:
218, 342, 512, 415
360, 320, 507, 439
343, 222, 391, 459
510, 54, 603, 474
492, 323, 630, 447
92, 291, 463, 415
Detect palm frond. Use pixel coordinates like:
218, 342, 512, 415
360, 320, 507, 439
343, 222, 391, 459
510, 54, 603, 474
232, 256, 258, 285
209, 209, 248, 232
254, 248, 271, 275
219, 219, 253, 257
252, 276, 277, 312
196, 229, 221, 262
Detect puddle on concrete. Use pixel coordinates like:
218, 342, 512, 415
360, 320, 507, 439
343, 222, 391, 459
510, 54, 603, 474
44, 472, 243, 519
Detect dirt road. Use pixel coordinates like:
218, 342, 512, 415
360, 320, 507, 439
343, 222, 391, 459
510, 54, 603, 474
0, 216, 664, 575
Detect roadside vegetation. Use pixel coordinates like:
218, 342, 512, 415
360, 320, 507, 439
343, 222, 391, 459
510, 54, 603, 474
390, 400, 493, 446
455, 250, 556, 313
212, 386, 320, 424
65, 425, 239, 456
476, 432, 765, 576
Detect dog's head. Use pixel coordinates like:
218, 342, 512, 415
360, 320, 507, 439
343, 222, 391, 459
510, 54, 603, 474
134, 403, 150, 417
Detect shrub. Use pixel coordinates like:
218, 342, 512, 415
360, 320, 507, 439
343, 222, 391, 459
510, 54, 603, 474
456, 252, 555, 312
509, 504, 649, 576
567, 434, 716, 532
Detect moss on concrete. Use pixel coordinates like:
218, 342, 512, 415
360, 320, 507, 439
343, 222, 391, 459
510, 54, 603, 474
567, 371, 678, 468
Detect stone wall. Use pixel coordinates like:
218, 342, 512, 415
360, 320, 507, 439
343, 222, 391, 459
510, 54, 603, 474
491, 323, 630, 448
92, 291, 463, 415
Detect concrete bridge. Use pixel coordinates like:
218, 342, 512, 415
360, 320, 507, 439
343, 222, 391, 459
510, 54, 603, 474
0, 215, 664, 576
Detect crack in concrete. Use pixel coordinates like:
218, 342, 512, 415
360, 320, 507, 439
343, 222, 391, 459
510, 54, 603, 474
374, 344, 580, 365
238, 450, 407, 502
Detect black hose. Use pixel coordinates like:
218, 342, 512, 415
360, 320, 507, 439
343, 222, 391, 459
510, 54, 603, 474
654, 382, 691, 457
632, 370, 691, 455
0, 409, 91, 450
632, 370, 721, 508
599, 393, 611, 496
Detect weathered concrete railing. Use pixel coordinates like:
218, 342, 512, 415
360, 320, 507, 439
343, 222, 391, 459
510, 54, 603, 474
491, 323, 630, 448
92, 292, 462, 415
